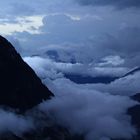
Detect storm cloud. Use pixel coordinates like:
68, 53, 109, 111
76, 0, 140, 9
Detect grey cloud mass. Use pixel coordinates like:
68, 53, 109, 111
0, 0, 140, 139
39, 78, 136, 140
0, 109, 33, 135
24, 55, 140, 139
76, 0, 140, 8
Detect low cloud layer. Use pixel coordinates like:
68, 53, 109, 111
24, 56, 128, 79
87, 71, 140, 96
39, 78, 137, 140
0, 51, 138, 139
24, 55, 140, 95
0, 109, 33, 135
24, 55, 139, 140
0, 54, 139, 139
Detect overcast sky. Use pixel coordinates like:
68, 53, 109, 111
0, 0, 140, 69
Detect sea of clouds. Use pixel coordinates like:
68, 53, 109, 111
23, 54, 139, 140
1, 29, 140, 139
0, 50, 139, 139
0, 0, 140, 139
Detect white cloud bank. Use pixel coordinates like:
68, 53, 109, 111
24, 56, 128, 79
24, 55, 140, 140
39, 78, 137, 140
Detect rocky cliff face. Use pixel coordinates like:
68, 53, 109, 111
0, 35, 53, 112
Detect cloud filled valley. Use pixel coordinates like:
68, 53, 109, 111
22, 54, 140, 140
0, 50, 140, 140
0, 0, 140, 140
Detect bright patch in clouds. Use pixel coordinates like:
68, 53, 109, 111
99, 56, 125, 66
0, 15, 44, 35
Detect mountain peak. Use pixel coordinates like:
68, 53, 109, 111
0, 36, 53, 112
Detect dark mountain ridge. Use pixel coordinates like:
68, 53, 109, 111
0, 36, 84, 140
0, 35, 53, 112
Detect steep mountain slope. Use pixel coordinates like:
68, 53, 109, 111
0, 35, 53, 112
0, 36, 84, 140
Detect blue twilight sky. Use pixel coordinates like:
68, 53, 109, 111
0, 0, 140, 69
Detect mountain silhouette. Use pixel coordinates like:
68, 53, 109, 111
0, 35, 53, 112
